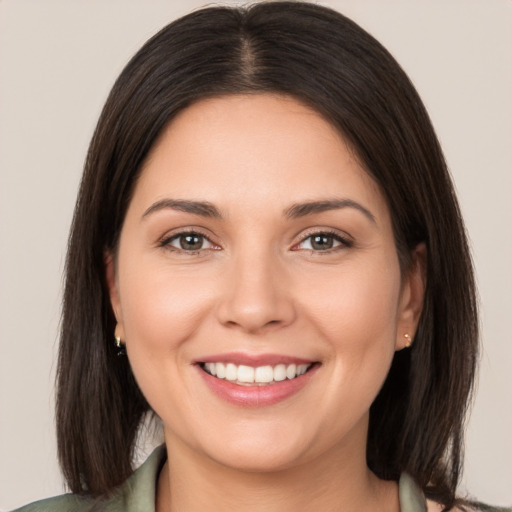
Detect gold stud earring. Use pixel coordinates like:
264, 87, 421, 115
404, 333, 412, 348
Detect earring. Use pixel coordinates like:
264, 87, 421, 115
115, 335, 126, 356
404, 333, 412, 348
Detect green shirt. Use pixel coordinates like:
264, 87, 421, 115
11, 446, 510, 512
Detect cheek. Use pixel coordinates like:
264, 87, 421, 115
301, 259, 402, 405
300, 263, 402, 346
117, 255, 216, 419
119, 255, 215, 349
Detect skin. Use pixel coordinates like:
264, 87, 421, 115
107, 94, 426, 512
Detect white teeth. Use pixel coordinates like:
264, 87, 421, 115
273, 364, 287, 381
203, 362, 312, 384
237, 365, 255, 383
254, 365, 273, 383
215, 362, 226, 379
225, 363, 237, 381
297, 364, 308, 376
286, 364, 297, 379
206, 362, 216, 376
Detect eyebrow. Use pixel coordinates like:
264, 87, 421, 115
284, 199, 376, 224
142, 197, 376, 224
142, 199, 222, 219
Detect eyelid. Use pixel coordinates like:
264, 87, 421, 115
158, 227, 221, 252
291, 228, 354, 251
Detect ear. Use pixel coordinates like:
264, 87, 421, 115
105, 252, 125, 340
395, 243, 427, 351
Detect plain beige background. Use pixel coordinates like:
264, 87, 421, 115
0, 0, 511, 509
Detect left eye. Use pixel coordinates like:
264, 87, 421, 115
164, 232, 216, 251
296, 233, 348, 251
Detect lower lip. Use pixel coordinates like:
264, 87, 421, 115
197, 365, 318, 407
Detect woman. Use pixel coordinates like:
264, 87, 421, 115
11, 2, 510, 511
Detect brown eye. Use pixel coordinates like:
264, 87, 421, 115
310, 234, 334, 250
179, 234, 204, 250
164, 232, 216, 252
294, 232, 351, 252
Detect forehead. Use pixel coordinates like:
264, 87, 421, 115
134, 94, 388, 220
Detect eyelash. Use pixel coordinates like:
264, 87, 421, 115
159, 230, 219, 255
159, 229, 353, 255
292, 229, 353, 253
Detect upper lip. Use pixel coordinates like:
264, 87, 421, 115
195, 352, 316, 367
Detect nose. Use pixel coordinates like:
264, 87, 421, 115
215, 249, 296, 334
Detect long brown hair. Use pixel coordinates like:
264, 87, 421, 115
57, 2, 478, 508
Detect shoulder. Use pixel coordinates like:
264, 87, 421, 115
464, 506, 512, 512
11, 486, 123, 512
426, 500, 444, 512
10, 493, 95, 512
426, 500, 512, 512
400, 474, 511, 512
10, 445, 167, 512
426, 503, 467, 512
10, 489, 130, 512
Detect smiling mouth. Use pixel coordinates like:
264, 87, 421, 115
199, 362, 314, 386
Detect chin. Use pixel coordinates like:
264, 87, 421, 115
205, 441, 309, 474
179, 419, 316, 473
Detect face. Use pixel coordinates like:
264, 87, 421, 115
107, 94, 424, 473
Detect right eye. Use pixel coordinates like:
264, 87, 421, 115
162, 231, 218, 253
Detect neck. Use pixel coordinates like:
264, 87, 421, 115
156, 424, 399, 512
